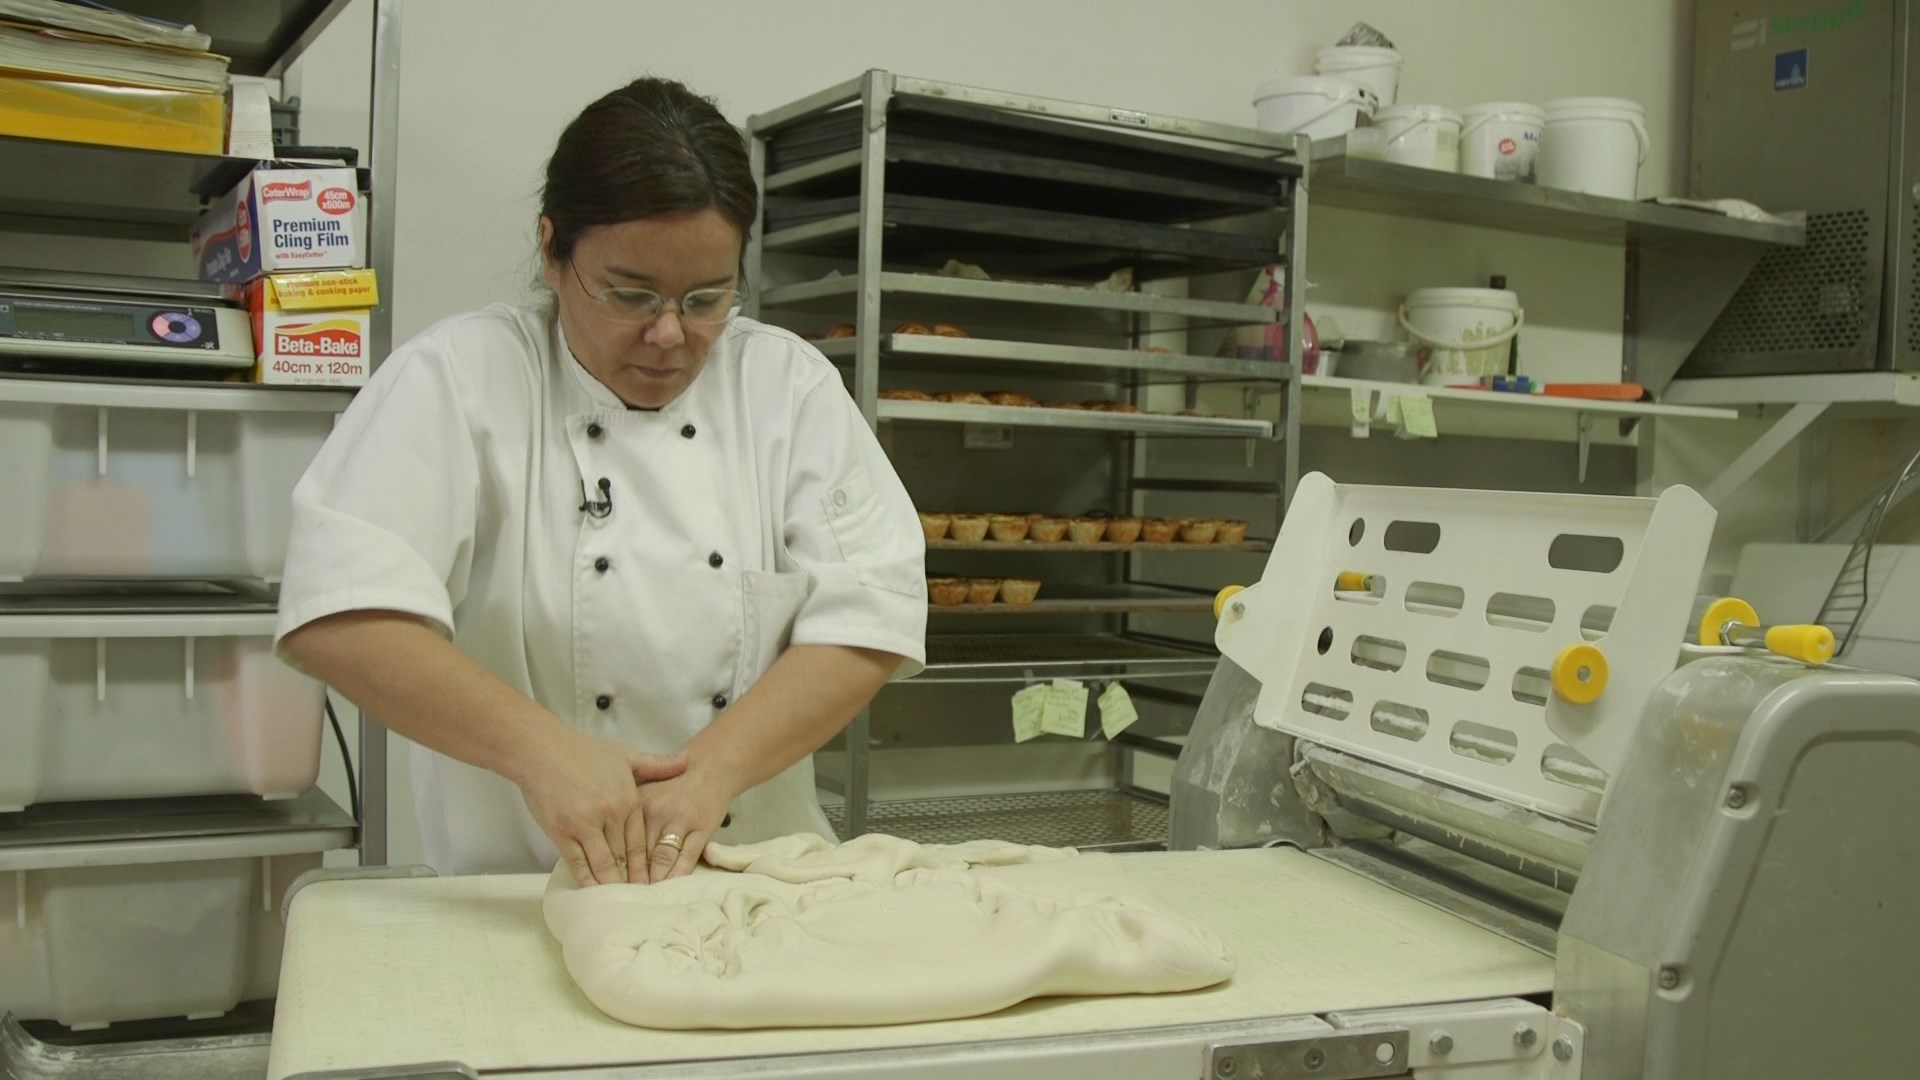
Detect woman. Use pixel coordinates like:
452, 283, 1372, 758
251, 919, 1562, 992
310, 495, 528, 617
276, 77, 926, 889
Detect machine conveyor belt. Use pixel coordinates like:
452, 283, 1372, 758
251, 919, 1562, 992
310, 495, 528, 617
267, 847, 1552, 1078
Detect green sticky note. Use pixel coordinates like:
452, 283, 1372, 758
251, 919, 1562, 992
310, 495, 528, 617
1402, 395, 1438, 437
1041, 678, 1089, 738
1098, 681, 1140, 739
1011, 684, 1046, 743
1384, 394, 1403, 425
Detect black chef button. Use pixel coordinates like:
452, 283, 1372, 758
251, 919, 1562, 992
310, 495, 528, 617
593, 556, 610, 573
721, 813, 732, 828
586, 422, 604, 439
711, 693, 728, 710
708, 552, 724, 568
681, 424, 697, 439
595, 694, 612, 710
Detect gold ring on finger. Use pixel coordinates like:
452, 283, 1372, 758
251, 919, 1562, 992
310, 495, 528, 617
656, 832, 684, 850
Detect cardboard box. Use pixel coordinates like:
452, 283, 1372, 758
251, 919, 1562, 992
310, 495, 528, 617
191, 167, 366, 284
240, 272, 376, 387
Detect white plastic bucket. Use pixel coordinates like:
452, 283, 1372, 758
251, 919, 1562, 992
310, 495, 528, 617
1314, 45, 1403, 107
1372, 104, 1463, 171
1253, 76, 1378, 141
1399, 287, 1524, 386
1537, 97, 1650, 200
1460, 101, 1544, 181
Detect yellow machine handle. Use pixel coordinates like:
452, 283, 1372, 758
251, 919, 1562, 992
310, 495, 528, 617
1765, 624, 1836, 665
1213, 584, 1246, 620
1552, 643, 1610, 705
1698, 597, 1759, 648
1335, 571, 1372, 593
1699, 596, 1837, 664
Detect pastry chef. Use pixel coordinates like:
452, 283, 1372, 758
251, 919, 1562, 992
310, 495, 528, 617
275, 77, 926, 889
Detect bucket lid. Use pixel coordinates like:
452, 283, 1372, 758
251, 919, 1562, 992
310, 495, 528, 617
1405, 286, 1521, 309
1462, 100, 1545, 120
1254, 75, 1375, 105
1375, 103, 1464, 125
1543, 96, 1646, 119
1315, 44, 1403, 65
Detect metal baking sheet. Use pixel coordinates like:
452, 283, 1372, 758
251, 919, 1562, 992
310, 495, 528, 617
266, 848, 1553, 1078
763, 194, 1279, 281
765, 93, 1297, 203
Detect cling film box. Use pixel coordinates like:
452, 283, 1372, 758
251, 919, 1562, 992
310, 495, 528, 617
239, 270, 378, 387
191, 167, 366, 284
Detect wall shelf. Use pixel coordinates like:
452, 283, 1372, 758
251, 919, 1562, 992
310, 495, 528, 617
1661, 372, 1920, 409
1307, 375, 1739, 421
1308, 139, 1805, 248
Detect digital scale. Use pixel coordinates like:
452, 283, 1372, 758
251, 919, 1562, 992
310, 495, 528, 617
0, 269, 254, 369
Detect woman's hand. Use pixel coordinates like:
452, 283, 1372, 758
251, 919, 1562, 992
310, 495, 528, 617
634, 760, 742, 882
510, 727, 685, 887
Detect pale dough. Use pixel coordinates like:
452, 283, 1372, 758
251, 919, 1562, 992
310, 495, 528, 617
541, 833, 1234, 1029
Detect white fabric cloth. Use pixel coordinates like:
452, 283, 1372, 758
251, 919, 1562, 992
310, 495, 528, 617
542, 833, 1236, 1030
275, 304, 927, 875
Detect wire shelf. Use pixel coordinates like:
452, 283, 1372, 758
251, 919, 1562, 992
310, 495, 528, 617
825, 789, 1169, 849
926, 632, 1209, 667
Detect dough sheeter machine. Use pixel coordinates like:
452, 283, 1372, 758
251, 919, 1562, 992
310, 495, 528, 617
255, 473, 1919, 1079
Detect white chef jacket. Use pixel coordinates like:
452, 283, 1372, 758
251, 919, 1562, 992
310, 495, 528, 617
275, 303, 927, 875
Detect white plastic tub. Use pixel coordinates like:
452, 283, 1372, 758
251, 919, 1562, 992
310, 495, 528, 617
1371, 104, 1463, 171
0, 379, 350, 582
1314, 45, 1403, 107
1253, 76, 1377, 140
0, 824, 350, 1029
0, 610, 325, 811
1461, 101, 1545, 181
1537, 97, 1649, 200
1399, 287, 1524, 386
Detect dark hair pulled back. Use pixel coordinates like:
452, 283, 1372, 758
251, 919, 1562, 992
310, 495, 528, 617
540, 77, 756, 264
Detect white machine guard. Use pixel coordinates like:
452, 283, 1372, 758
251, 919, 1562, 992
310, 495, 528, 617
1217, 473, 1715, 825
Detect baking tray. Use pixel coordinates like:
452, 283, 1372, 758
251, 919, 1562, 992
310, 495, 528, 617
765, 94, 1296, 216
764, 193, 1278, 281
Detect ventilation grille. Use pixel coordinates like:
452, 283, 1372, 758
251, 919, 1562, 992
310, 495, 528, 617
1908, 213, 1920, 354
1699, 209, 1871, 356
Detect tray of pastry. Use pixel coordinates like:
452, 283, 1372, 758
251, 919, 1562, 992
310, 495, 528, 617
920, 510, 1266, 552
924, 578, 1212, 615
763, 93, 1295, 223
762, 193, 1278, 281
877, 390, 1274, 439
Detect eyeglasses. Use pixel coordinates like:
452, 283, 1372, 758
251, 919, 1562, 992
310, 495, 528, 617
569, 259, 743, 326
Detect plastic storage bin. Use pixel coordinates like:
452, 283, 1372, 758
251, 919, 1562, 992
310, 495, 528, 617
0, 379, 350, 581
0, 609, 325, 811
0, 822, 352, 1029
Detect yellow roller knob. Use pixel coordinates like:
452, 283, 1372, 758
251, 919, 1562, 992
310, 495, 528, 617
1698, 597, 1759, 647
1552, 643, 1610, 704
1213, 584, 1247, 620
1335, 571, 1373, 593
1765, 624, 1836, 665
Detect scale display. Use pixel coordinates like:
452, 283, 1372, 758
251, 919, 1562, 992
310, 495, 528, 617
0, 290, 253, 367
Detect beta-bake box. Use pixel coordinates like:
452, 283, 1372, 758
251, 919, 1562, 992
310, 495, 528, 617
238, 269, 378, 387
191, 167, 366, 284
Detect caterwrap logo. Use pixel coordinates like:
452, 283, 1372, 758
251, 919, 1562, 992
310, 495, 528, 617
260, 179, 313, 203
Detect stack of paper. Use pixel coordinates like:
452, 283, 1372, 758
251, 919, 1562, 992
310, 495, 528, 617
0, 0, 226, 93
